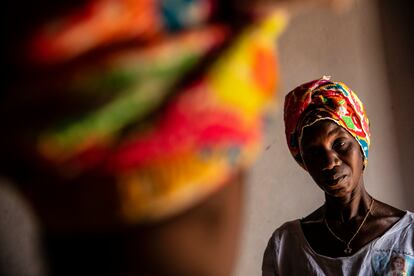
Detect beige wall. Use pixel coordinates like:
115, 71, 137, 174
235, 0, 410, 275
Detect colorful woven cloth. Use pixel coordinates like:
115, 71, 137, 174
284, 76, 370, 169
4, 0, 288, 226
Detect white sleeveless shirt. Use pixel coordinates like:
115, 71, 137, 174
262, 211, 414, 276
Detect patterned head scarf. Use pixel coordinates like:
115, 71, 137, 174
2, 0, 288, 228
284, 76, 370, 169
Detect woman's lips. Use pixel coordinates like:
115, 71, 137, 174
324, 175, 347, 187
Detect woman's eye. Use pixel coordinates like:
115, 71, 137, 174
334, 141, 346, 150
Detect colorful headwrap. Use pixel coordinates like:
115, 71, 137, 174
284, 76, 370, 169
3, 0, 288, 228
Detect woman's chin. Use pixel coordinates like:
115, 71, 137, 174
325, 186, 350, 198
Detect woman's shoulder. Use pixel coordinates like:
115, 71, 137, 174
372, 200, 407, 222
267, 218, 304, 244
268, 206, 325, 242
300, 206, 325, 224
265, 218, 304, 256
272, 219, 300, 236
269, 207, 324, 242
372, 200, 414, 239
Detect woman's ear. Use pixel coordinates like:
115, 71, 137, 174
362, 156, 366, 171
359, 148, 366, 171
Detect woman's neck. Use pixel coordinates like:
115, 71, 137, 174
324, 186, 372, 223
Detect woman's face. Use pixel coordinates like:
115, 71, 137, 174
299, 120, 364, 198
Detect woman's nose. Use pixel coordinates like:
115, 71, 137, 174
321, 150, 341, 170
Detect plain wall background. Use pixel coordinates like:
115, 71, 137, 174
235, 0, 413, 275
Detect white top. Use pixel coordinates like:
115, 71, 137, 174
262, 211, 414, 276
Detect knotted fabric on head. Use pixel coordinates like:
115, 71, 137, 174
284, 76, 370, 169
3, 0, 288, 229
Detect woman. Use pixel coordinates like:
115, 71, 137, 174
2, 1, 289, 275
262, 76, 414, 275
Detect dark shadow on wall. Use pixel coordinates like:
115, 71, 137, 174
377, 0, 414, 210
